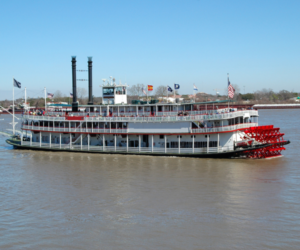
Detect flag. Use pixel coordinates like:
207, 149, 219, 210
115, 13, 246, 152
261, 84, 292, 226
167, 86, 173, 92
47, 93, 54, 98
228, 77, 235, 99
13, 78, 21, 88
142, 87, 147, 95
193, 84, 198, 91
148, 85, 153, 91
70, 93, 73, 98
174, 84, 180, 89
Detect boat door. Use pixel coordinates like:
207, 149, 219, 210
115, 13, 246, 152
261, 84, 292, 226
143, 135, 149, 147
151, 106, 156, 116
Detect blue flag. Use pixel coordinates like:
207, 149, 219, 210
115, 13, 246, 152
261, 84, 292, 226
13, 78, 21, 88
174, 84, 180, 89
167, 86, 173, 92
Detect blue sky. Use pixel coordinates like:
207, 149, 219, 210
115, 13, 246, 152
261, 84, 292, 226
0, 0, 299, 100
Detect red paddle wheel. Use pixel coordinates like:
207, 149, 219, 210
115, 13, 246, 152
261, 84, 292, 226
242, 125, 287, 159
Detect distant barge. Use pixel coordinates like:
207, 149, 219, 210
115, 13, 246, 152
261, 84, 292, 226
253, 104, 300, 109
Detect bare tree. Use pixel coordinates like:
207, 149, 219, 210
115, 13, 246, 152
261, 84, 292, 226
77, 88, 87, 99
128, 84, 145, 96
278, 90, 293, 101
77, 87, 88, 104
54, 90, 63, 99
154, 85, 167, 97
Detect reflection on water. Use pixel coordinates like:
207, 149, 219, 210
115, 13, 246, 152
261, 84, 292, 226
0, 110, 300, 250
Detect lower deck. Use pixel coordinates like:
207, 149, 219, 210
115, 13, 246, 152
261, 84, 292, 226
6, 137, 268, 158
19, 130, 245, 155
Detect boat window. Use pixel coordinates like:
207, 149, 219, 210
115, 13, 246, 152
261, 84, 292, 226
115, 87, 126, 95
103, 88, 114, 95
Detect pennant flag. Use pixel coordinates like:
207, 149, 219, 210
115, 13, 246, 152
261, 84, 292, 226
167, 86, 173, 92
174, 84, 180, 89
70, 93, 73, 98
228, 77, 235, 99
13, 78, 21, 88
193, 84, 198, 91
142, 87, 147, 95
148, 85, 153, 91
47, 93, 54, 98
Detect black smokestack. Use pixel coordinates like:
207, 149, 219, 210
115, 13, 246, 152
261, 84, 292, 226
87, 57, 94, 111
71, 56, 78, 112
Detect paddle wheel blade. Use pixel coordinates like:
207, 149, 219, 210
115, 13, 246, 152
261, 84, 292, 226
243, 125, 288, 159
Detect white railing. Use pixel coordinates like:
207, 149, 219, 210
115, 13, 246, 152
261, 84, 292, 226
192, 123, 258, 133
21, 141, 236, 154
22, 110, 258, 123
84, 110, 258, 123
45, 109, 243, 117
21, 125, 128, 134
23, 115, 66, 121
22, 123, 256, 134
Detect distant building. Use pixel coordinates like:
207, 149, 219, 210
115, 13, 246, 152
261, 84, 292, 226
290, 97, 300, 102
158, 96, 184, 103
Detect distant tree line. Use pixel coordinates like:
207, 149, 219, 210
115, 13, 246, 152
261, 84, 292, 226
0, 85, 298, 108
238, 89, 298, 102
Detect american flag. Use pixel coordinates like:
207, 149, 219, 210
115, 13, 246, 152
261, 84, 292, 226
70, 93, 73, 98
142, 87, 147, 95
228, 77, 235, 99
47, 92, 54, 98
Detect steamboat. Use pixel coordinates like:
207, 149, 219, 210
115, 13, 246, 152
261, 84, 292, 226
6, 57, 290, 158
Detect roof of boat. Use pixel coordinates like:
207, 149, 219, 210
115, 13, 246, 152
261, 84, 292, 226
47, 99, 233, 107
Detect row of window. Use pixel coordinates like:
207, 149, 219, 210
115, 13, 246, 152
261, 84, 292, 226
159, 135, 210, 139
103, 87, 126, 95
170, 141, 218, 148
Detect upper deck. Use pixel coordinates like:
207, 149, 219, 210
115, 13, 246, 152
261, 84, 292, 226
23, 101, 258, 123
23, 109, 258, 123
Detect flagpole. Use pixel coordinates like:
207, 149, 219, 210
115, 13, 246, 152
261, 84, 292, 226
25, 87, 27, 113
44, 87, 46, 113
13, 78, 15, 135
227, 74, 229, 110
193, 88, 195, 102
166, 85, 168, 103
174, 84, 175, 103
24, 87, 27, 138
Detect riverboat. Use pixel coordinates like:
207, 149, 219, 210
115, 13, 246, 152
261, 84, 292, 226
6, 57, 290, 158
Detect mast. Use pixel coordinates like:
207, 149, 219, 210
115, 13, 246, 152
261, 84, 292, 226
12, 78, 15, 135
24, 87, 27, 112
44, 87, 47, 112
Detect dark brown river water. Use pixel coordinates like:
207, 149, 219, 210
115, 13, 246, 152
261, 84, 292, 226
0, 110, 299, 250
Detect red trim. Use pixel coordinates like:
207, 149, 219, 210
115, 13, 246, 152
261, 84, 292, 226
65, 116, 84, 120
